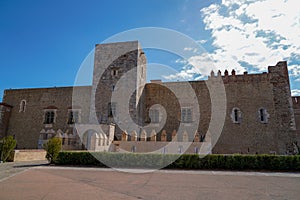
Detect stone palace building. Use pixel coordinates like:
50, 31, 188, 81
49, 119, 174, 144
0, 41, 300, 154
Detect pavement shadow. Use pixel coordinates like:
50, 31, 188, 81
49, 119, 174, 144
13, 162, 49, 168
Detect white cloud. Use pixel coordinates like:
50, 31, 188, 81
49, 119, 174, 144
197, 40, 207, 44
291, 89, 300, 96
162, 69, 194, 81
288, 64, 300, 81
200, 0, 300, 71
169, 0, 300, 82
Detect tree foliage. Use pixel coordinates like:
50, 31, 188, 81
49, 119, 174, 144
0, 136, 17, 162
43, 137, 62, 164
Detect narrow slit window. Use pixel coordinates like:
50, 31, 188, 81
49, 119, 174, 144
259, 108, 268, 123
231, 107, 242, 124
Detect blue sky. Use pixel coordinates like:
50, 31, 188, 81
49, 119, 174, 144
0, 0, 299, 101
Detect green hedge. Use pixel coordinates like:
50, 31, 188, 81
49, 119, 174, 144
56, 152, 300, 171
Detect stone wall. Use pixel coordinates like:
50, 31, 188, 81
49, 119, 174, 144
141, 61, 296, 154
116, 141, 208, 154
3, 86, 91, 149
11, 149, 47, 162
0, 40, 298, 155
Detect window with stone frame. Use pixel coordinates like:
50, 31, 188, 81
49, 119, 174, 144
181, 108, 192, 123
19, 100, 26, 112
68, 110, 80, 124
259, 108, 269, 123
149, 109, 159, 123
44, 110, 56, 124
231, 107, 242, 123
111, 69, 118, 77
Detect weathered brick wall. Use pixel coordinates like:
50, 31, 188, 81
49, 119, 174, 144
142, 62, 296, 154
3, 86, 91, 149
143, 78, 277, 154
93, 41, 146, 139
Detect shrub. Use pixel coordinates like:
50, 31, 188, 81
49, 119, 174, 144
43, 137, 62, 164
55, 152, 300, 171
0, 136, 17, 162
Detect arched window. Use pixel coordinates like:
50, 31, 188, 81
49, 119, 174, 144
19, 100, 26, 112
259, 108, 269, 123
231, 107, 242, 123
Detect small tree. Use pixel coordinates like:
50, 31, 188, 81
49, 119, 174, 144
0, 136, 17, 162
43, 137, 62, 164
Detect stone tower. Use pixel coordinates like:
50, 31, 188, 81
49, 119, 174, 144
91, 41, 147, 139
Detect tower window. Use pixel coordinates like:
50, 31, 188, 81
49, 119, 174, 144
231, 107, 242, 123
259, 108, 269, 123
19, 100, 26, 112
112, 69, 118, 76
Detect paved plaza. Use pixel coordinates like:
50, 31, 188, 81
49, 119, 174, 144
0, 162, 300, 200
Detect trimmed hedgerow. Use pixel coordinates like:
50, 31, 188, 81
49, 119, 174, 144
55, 152, 300, 171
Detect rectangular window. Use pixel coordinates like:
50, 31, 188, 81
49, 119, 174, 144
149, 109, 159, 123
181, 108, 192, 123
68, 110, 80, 124
44, 111, 55, 124
259, 108, 268, 123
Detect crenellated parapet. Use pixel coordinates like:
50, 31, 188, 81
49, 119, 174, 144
121, 129, 206, 143
208, 61, 292, 84
208, 69, 270, 83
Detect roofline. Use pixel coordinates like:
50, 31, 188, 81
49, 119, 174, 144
0, 102, 13, 108
4, 85, 92, 92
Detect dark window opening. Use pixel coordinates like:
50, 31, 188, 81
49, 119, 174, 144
260, 109, 265, 122
44, 111, 55, 124
68, 111, 79, 124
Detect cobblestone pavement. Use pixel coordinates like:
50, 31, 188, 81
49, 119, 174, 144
0, 166, 300, 200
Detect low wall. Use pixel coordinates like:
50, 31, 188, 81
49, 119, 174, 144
11, 149, 47, 162
115, 141, 211, 154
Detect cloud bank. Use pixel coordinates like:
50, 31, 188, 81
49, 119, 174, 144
167, 0, 300, 82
